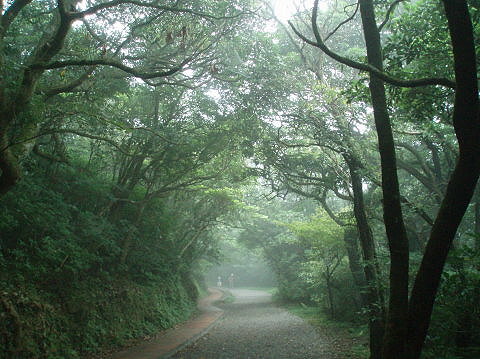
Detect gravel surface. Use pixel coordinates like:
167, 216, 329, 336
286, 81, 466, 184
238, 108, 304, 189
171, 289, 343, 359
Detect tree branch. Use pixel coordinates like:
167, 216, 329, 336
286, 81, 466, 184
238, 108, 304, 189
2, 128, 134, 156
319, 190, 349, 227
14, 1, 75, 111
399, 195, 434, 226
0, 0, 33, 38
32, 143, 69, 164
72, 0, 243, 21
324, 2, 359, 42
32, 57, 187, 79
288, 0, 455, 89
378, 0, 405, 32
43, 67, 96, 99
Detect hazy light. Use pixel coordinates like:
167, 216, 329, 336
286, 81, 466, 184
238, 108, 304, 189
183, 69, 195, 77
206, 88, 221, 101
272, 0, 329, 23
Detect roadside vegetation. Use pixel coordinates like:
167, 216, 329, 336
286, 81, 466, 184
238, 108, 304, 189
284, 303, 368, 359
2, 1, 480, 359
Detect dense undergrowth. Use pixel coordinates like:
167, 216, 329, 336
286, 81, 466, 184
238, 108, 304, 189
239, 196, 480, 359
0, 161, 220, 358
0, 276, 197, 358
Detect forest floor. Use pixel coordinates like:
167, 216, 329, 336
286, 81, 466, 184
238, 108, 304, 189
171, 288, 366, 359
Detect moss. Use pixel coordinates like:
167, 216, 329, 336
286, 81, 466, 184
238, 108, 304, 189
0, 275, 197, 359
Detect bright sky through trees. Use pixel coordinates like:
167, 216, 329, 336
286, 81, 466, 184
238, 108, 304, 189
272, 0, 328, 22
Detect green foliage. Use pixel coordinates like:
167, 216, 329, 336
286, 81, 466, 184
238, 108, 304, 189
423, 244, 480, 359
237, 192, 360, 321
0, 276, 196, 359
0, 155, 240, 357
284, 210, 361, 320
2, 1, 480, 358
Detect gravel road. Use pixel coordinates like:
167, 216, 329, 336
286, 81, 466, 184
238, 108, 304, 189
171, 288, 344, 359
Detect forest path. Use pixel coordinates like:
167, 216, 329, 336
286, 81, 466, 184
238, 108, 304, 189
170, 288, 343, 359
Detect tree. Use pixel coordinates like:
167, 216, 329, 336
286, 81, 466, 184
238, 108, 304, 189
287, 210, 346, 319
291, 1, 480, 358
237, 14, 388, 353
0, 0, 246, 196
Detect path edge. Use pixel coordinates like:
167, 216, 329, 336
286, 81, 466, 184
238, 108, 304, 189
160, 287, 227, 358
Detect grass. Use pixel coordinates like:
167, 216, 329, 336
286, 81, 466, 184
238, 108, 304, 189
221, 293, 236, 304
281, 303, 369, 359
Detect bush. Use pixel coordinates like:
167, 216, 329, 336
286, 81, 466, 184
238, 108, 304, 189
0, 166, 203, 358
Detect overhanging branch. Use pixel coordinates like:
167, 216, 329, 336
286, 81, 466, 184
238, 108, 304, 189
72, 0, 243, 21
288, 0, 455, 89
32, 58, 187, 79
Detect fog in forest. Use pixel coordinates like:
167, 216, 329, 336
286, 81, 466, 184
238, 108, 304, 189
1, 1, 480, 359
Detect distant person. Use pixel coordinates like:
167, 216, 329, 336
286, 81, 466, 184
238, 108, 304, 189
217, 276, 222, 287
228, 273, 235, 288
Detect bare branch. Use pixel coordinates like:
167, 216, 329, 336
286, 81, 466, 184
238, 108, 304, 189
378, 0, 406, 32
32, 57, 187, 79
324, 1, 359, 42
288, 0, 455, 89
72, 0, 243, 21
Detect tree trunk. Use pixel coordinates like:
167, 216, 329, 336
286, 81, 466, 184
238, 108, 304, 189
357, 1, 410, 357
474, 187, 480, 249
345, 154, 385, 359
343, 227, 368, 308
406, 2, 480, 358
325, 274, 335, 319
120, 202, 147, 265
0, 132, 21, 196
0, 2, 75, 198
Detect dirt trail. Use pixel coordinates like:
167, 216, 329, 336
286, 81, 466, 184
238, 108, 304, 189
102, 289, 223, 359
171, 288, 344, 359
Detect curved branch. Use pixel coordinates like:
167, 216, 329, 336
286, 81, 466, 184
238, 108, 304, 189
13, 1, 75, 112
0, 0, 33, 38
378, 0, 405, 32
396, 157, 443, 203
288, 0, 455, 89
3, 128, 133, 156
396, 142, 434, 179
319, 190, 349, 227
72, 0, 243, 21
43, 67, 96, 99
324, 2, 359, 42
32, 58, 186, 79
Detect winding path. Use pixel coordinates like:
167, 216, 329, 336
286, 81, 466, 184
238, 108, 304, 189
171, 288, 342, 359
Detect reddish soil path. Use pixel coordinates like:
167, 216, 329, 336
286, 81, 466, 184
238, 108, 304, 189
106, 288, 224, 359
